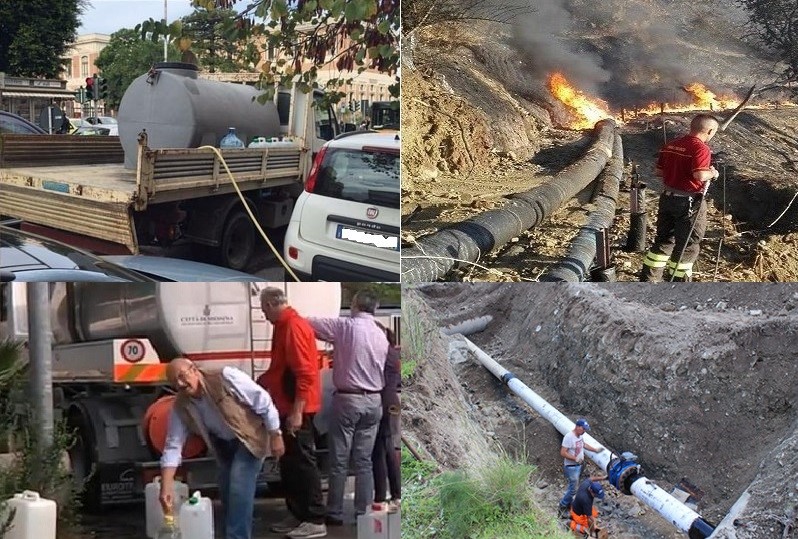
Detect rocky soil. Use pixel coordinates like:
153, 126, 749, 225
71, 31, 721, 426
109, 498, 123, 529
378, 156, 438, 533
403, 283, 798, 538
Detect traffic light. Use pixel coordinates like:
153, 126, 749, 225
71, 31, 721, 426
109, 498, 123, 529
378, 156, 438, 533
85, 77, 94, 100
98, 77, 109, 100
348, 100, 355, 112
354, 100, 360, 112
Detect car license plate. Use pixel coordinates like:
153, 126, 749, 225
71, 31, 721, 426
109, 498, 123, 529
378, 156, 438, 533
336, 225, 399, 251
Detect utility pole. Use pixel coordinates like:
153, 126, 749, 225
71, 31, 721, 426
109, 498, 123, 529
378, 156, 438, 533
163, 0, 168, 62
27, 283, 54, 457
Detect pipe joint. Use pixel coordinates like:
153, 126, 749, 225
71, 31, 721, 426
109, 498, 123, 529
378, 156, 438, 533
500, 372, 516, 385
688, 517, 715, 539
608, 452, 642, 495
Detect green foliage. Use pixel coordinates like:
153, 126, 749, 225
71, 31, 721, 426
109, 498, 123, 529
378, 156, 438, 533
402, 449, 570, 539
138, 0, 399, 102
95, 28, 180, 111
0, 0, 87, 78
340, 283, 400, 309
402, 300, 429, 381
0, 355, 81, 536
401, 447, 444, 539
0, 339, 26, 386
181, 8, 259, 73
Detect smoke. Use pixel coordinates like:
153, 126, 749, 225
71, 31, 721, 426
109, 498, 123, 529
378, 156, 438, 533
511, 0, 762, 108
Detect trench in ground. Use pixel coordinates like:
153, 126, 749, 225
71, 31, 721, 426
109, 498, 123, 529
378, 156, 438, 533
413, 283, 798, 538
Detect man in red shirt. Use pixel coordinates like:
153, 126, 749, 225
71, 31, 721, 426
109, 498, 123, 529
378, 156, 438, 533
640, 114, 720, 282
258, 287, 327, 539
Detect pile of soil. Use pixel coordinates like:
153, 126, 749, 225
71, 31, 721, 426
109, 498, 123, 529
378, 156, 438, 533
404, 283, 798, 538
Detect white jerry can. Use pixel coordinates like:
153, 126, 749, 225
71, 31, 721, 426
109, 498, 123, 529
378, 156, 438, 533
145, 477, 189, 539
3, 490, 57, 539
179, 490, 214, 539
357, 503, 400, 539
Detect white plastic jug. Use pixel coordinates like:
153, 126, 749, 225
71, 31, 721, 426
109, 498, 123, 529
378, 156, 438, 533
4, 490, 57, 539
248, 136, 297, 149
179, 490, 214, 539
145, 476, 189, 539
357, 503, 399, 539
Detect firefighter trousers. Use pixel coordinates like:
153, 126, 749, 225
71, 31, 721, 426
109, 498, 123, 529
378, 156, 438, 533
640, 193, 707, 282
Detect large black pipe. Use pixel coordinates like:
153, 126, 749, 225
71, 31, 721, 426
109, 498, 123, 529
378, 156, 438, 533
401, 120, 617, 282
540, 132, 623, 282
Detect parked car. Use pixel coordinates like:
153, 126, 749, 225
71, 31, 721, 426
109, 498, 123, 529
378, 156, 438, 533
85, 116, 119, 135
67, 118, 90, 133
283, 131, 400, 281
0, 111, 46, 135
0, 225, 153, 282
102, 255, 262, 282
72, 125, 112, 136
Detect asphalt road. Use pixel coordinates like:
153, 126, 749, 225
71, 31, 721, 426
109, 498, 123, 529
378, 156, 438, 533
65, 481, 362, 538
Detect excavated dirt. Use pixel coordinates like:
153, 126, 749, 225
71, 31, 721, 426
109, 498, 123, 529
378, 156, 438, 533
402, 0, 798, 282
403, 283, 798, 538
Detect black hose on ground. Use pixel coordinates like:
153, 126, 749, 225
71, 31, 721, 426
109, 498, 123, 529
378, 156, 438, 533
539, 132, 624, 282
625, 183, 648, 252
401, 120, 617, 283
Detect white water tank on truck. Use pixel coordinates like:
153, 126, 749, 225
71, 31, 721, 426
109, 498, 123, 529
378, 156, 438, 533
117, 62, 281, 169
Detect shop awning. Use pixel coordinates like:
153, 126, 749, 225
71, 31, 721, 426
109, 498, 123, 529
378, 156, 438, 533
1, 91, 75, 99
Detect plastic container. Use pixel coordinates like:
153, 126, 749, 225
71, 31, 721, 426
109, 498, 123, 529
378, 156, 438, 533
3, 491, 57, 539
145, 477, 189, 539
219, 127, 245, 149
117, 62, 280, 168
357, 503, 399, 539
179, 490, 214, 539
248, 136, 297, 149
156, 514, 181, 539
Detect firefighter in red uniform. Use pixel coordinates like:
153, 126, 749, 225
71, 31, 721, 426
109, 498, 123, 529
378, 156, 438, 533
640, 114, 720, 282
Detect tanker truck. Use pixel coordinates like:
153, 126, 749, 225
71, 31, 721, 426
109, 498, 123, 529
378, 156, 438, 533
0, 62, 341, 270
0, 281, 343, 510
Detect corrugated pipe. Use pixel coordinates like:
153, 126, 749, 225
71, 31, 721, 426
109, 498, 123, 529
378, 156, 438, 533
441, 315, 494, 336
463, 337, 715, 538
540, 132, 623, 282
401, 120, 617, 282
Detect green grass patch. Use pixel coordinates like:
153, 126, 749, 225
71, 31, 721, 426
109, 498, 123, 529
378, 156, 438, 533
401, 300, 428, 381
402, 448, 571, 539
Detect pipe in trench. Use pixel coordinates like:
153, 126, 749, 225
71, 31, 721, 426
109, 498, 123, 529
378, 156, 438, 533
401, 120, 617, 282
463, 337, 715, 538
441, 315, 494, 336
540, 132, 623, 282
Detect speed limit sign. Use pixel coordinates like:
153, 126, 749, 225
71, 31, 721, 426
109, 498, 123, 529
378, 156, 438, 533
120, 339, 146, 363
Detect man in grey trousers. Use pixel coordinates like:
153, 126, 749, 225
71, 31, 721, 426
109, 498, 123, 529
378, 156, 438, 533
308, 290, 388, 525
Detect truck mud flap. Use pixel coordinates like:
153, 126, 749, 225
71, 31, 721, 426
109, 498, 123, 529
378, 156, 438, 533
0, 182, 137, 252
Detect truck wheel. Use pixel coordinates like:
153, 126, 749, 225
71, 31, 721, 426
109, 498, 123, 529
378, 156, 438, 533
67, 411, 102, 512
219, 209, 255, 270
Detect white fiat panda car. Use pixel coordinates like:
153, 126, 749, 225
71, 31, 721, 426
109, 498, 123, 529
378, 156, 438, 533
283, 131, 400, 281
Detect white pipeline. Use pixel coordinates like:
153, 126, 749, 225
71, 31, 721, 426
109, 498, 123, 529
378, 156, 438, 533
463, 337, 714, 538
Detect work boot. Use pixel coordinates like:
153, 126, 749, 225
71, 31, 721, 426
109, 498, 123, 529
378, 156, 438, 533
558, 504, 570, 519
286, 521, 327, 538
271, 515, 301, 534
639, 266, 663, 283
